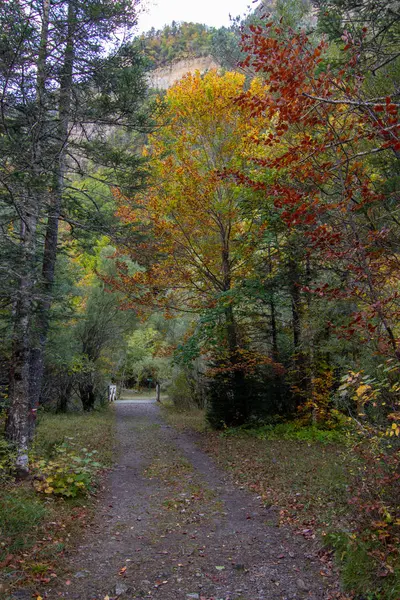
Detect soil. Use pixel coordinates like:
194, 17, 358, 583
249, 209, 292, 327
24, 401, 339, 600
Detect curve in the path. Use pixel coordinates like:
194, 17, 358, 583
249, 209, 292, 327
39, 402, 336, 600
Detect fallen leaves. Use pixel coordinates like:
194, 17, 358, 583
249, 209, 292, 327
0, 554, 14, 569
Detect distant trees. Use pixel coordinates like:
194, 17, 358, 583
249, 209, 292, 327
0, 0, 149, 473
113, 71, 285, 425
139, 22, 217, 68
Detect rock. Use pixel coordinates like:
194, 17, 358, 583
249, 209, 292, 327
115, 582, 129, 596
186, 594, 200, 599
74, 571, 88, 578
296, 578, 309, 592
11, 591, 32, 600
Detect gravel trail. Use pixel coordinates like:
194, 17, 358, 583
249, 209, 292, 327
43, 401, 336, 600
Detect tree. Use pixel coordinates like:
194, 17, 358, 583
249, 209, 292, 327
0, 0, 149, 473
114, 70, 277, 425
230, 11, 400, 413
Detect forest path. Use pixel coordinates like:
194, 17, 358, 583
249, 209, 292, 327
46, 402, 336, 600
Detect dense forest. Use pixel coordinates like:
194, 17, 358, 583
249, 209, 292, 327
138, 22, 217, 67
1, 0, 400, 598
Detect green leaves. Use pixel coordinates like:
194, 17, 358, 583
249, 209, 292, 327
32, 443, 103, 498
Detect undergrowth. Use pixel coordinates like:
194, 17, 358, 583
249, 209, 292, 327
0, 489, 47, 558
0, 407, 114, 589
223, 420, 348, 444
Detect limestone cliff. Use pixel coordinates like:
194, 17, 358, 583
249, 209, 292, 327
148, 56, 220, 90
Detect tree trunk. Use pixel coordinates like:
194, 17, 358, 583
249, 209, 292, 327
57, 381, 73, 413
288, 257, 308, 406
6, 0, 51, 472
29, 0, 76, 422
6, 211, 38, 475
79, 381, 96, 411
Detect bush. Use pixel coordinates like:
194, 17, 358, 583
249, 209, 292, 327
166, 368, 197, 410
206, 367, 270, 429
32, 442, 102, 497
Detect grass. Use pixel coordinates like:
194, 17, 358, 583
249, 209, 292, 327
0, 489, 47, 558
0, 407, 115, 589
326, 532, 400, 600
34, 407, 115, 466
224, 420, 348, 444
202, 430, 352, 530
161, 400, 208, 432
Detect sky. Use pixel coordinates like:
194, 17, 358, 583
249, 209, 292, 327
137, 0, 256, 33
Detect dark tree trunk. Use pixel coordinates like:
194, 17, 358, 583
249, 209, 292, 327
57, 381, 73, 413
224, 305, 249, 425
29, 0, 76, 421
289, 258, 302, 351
79, 381, 96, 412
288, 257, 308, 406
6, 0, 51, 472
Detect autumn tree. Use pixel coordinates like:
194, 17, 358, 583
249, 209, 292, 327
114, 70, 277, 425
219, 6, 399, 428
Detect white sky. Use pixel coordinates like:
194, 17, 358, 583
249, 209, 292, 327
137, 0, 256, 33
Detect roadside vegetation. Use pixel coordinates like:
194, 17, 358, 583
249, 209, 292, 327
0, 408, 114, 594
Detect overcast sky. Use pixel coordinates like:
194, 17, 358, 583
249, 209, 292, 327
137, 0, 257, 33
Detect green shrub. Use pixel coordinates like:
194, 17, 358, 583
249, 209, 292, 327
223, 420, 347, 444
32, 442, 102, 497
166, 369, 196, 411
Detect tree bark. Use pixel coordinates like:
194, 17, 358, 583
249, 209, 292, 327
6, 0, 51, 472
29, 0, 77, 424
288, 257, 308, 406
79, 380, 96, 411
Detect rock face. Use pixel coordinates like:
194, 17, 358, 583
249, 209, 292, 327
148, 56, 220, 90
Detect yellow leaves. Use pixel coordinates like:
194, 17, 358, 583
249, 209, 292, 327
355, 384, 371, 398
388, 423, 400, 437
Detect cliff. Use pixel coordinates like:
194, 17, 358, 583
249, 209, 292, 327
148, 56, 220, 90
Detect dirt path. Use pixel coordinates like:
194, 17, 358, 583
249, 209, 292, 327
44, 402, 337, 600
